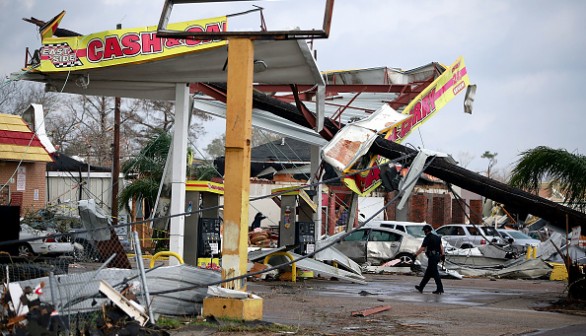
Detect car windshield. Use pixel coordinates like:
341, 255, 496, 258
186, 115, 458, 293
506, 230, 532, 239
405, 225, 427, 238
480, 227, 499, 236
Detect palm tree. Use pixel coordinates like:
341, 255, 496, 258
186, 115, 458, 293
509, 146, 586, 213
119, 130, 221, 217
119, 130, 171, 216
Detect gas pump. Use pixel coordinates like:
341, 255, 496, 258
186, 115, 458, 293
272, 187, 317, 255
184, 180, 224, 267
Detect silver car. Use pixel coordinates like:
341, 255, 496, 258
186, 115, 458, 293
498, 229, 541, 252
436, 224, 503, 249
336, 227, 422, 265
366, 220, 430, 239
18, 224, 75, 256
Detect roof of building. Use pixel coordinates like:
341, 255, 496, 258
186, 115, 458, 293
47, 152, 110, 172
251, 137, 311, 163
0, 114, 53, 163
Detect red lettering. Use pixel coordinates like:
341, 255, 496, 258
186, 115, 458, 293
206, 22, 223, 33
141, 33, 163, 53
411, 101, 423, 125
87, 39, 103, 62
421, 88, 436, 116
203, 22, 223, 43
121, 34, 141, 56
399, 118, 412, 139
185, 26, 203, 46
165, 37, 182, 48
103, 36, 123, 60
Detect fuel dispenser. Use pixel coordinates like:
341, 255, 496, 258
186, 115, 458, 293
184, 180, 224, 267
272, 187, 317, 255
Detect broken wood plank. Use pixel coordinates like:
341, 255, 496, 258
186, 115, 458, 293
351, 305, 391, 317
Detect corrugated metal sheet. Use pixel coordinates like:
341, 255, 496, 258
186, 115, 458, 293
254, 250, 366, 284
13, 264, 221, 316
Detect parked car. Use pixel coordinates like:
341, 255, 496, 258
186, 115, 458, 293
497, 229, 541, 252
435, 224, 504, 249
16, 224, 75, 257
336, 227, 422, 265
366, 220, 430, 239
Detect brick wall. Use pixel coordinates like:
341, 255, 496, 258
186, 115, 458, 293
425, 194, 434, 224
0, 161, 47, 216
452, 198, 466, 223
431, 194, 452, 227
469, 199, 483, 224
409, 193, 427, 222
384, 191, 397, 220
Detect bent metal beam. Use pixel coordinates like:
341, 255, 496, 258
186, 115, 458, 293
370, 137, 586, 233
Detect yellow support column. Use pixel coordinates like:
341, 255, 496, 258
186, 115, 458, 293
203, 37, 262, 320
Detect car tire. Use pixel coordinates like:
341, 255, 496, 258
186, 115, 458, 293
17, 244, 35, 257
396, 253, 416, 264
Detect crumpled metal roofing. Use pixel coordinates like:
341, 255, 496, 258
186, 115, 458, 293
13, 264, 221, 316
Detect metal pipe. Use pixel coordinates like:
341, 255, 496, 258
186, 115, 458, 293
133, 231, 155, 323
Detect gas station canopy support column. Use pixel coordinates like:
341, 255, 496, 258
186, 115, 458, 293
203, 37, 266, 321
221, 38, 254, 291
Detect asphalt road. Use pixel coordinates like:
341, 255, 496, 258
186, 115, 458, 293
172, 273, 585, 335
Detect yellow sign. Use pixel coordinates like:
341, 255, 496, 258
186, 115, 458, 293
36, 13, 227, 72
186, 180, 224, 195
343, 57, 471, 195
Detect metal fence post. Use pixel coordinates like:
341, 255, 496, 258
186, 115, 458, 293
133, 231, 155, 323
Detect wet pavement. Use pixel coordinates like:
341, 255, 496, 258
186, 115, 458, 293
174, 273, 586, 335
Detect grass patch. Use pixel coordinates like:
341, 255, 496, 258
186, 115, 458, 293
156, 316, 184, 329
217, 320, 297, 333
157, 315, 298, 333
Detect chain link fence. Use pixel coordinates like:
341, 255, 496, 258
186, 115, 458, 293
0, 200, 176, 334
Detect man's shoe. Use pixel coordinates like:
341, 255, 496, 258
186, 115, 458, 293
432, 290, 444, 294
415, 285, 423, 293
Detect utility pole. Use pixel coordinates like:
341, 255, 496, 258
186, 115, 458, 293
112, 23, 122, 227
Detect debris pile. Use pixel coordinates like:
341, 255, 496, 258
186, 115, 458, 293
1, 281, 67, 335
248, 228, 277, 248
1, 278, 170, 335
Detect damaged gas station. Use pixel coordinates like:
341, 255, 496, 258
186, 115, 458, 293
2, 0, 586, 335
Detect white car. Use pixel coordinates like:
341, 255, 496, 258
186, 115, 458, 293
336, 226, 422, 265
498, 229, 541, 252
17, 224, 75, 257
436, 224, 504, 249
365, 220, 430, 239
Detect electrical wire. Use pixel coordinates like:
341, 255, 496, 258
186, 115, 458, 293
0, 151, 417, 249
150, 154, 435, 296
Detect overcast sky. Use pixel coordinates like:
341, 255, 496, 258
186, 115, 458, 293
1, 0, 584, 174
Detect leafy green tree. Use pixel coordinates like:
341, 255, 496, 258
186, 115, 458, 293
509, 146, 586, 212
119, 130, 171, 214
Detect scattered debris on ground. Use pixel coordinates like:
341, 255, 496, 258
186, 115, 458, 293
351, 305, 391, 317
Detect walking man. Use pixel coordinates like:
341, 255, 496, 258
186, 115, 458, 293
414, 224, 445, 294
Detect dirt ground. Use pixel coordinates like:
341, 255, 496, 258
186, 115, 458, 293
170, 273, 586, 336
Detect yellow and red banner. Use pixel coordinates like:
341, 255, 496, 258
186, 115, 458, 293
36, 13, 227, 72
186, 180, 224, 195
343, 56, 470, 195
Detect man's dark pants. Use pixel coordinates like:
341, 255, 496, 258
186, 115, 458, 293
418, 253, 444, 292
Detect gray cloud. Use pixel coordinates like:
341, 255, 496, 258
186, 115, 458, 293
1, 0, 584, 172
